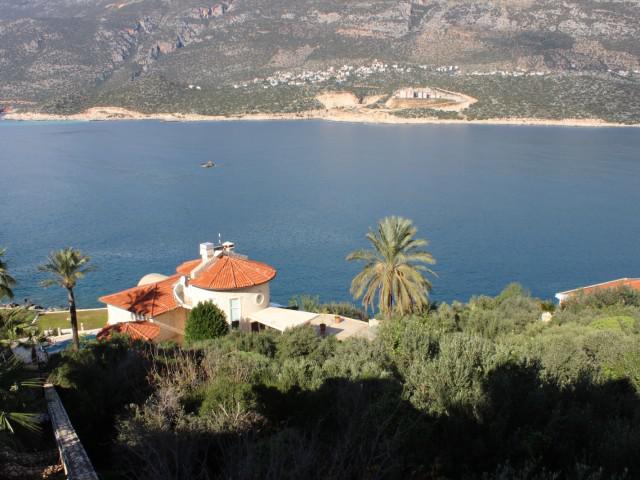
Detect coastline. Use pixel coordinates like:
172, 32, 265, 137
4, 106, 639, 128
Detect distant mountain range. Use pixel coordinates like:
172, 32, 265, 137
2, 0, 640, 122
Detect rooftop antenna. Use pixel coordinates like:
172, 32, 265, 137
218, 232, 222, 245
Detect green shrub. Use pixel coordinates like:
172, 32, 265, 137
405, 333, 498, 414
494, 283, 530, 303
322, 338, 391, 380
226, 329, 279, 357
525, 325, 594, 386
185, 301, 229, 344
199, 377, 257, 415
377, 315, 444, 374
458, 284, 541, 339
288, 294, 321, 312
553, 302, 640, 329
277, 325, 320, 359
275, 357, 324, 390
288, 296, 368, 320
49, 337, 151, 467
605, 349, 640, 392
590, 315, 636, 333
320, 302, 369, 321
203, 349, 272, 385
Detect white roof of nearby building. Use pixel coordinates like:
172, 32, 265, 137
137, 273, 168, 286
248, 307, 319, 331
248, 308, 374, 340
309, 313, 373, 341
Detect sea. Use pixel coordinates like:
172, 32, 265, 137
1, 120, 639, 308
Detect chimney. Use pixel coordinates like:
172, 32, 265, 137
199, 242, 215, 262
222, 241, 235, 253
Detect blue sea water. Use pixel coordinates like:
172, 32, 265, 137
0, 120, 639, 308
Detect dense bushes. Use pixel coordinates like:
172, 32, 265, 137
184, 301, 229, 344
48, 336, 152, 471
51, 284, 640, 479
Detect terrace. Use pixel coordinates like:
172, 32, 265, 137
248, 307, 374, 340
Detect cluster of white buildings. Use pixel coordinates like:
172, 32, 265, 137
219, 61, 639, 94
233, 60, 388, 89
468, 70, 549, 77
434, 65, 459, 73
229, 60, 585, 92
233, 61, 466, 90
608, 69, 640, 78
394, 87, 441, 100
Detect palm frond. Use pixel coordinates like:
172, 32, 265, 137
0, 411, 41, 433
0, 247, 16, 300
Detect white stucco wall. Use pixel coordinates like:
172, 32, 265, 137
186, 282, 270, 329
154, 309, 187, 343
106, 305, 138, 325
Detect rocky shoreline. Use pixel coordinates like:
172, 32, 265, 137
5, 106, 639, 128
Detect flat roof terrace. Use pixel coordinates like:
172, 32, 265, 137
248, 307, 373, 340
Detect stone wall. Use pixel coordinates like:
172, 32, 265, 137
44, 384, 98, 480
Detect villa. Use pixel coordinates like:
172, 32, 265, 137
99, 241, 373, 343
555, 277, 640, 306
394, 87, 439, 100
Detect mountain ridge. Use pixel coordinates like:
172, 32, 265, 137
2, 0, 640, 122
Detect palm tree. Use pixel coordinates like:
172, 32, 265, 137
347, 216, 436, 317
0, 308, 36, 345
0, 357, 41, 435
0, 247, 16, 301
39, 248, 94, 351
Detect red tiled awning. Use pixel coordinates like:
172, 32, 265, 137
97, 321, 160, 342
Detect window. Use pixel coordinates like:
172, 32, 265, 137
230, 298, 241, 323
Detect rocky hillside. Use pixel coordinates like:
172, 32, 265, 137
1, 0, 640, 120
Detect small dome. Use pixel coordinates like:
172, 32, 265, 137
137, 273, 168, 286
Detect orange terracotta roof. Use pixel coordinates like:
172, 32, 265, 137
189, 255, 276, 290
557, 278, 640, 297
97, 321, 161, 342
176, 259, 201, 275
99, 274, 180, 317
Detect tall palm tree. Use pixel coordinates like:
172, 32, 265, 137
0, 247, 16, 301
39, 248, 94, 351
347, 216, 436, 317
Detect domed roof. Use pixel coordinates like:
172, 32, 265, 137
137, 273, 168, 286
189, 255, 276, 291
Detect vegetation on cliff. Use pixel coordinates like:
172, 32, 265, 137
51, 285, 640, 479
